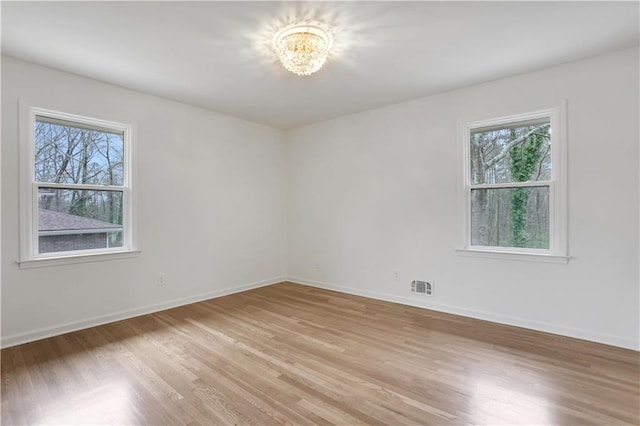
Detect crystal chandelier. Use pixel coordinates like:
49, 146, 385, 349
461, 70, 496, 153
274, 25, 331, 76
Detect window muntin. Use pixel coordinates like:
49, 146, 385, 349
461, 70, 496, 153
462, 106, 566, 257
21, 107, 133, 260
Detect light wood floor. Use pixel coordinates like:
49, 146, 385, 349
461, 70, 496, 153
2, 282, 638, 425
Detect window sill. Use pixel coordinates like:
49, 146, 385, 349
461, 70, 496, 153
17, 250, 141, 269
455, 248, 570, 264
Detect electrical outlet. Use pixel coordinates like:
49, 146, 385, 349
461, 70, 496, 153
158, 273, 166, 286
394, 271, 400, 280
315, 260, 321, 270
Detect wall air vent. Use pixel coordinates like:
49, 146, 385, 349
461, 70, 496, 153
411, 280, 433, 296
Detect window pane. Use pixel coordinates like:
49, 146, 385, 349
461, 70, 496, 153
470, 119, 551, 184
35, 116, 124, 186
38, 188, 123, 254
470, 186, 549, 249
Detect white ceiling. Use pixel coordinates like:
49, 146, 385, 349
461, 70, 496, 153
2, 1, 638, 130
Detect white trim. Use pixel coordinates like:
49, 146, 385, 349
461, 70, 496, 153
455, 248, 569, 264
19, 102, 137, 262
36, 182, 126, 192
39, 228, 122, 236
553, 100, 569, 257
35, 114, 125, 135
16, 249, 141, 269
287, 276, 638, 351
19, 100, 34, 262
1, 276, 286, 348
470, 181, 551, 189
459, 101, 568, 260
4, 275, 635, 350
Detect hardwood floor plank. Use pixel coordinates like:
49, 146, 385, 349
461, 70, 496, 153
2, 282, 638, 425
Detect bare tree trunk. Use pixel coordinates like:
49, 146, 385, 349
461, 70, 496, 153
470, 140, 489, 244
106, 137, 115, 224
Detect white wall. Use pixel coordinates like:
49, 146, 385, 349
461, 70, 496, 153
3, 49, 638, 351
1, 56, 287, 346
286, 48, 640, 350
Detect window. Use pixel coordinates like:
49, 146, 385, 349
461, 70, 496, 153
459, 105, 567, 262
20, 106, 135, 264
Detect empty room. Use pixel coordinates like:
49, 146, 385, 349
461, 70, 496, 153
1, 1, 639, 425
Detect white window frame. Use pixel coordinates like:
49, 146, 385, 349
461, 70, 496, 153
18, 104, 139, 268
456, 102, 568, 264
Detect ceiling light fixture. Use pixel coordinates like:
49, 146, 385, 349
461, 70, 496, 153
274, 25, 332, 76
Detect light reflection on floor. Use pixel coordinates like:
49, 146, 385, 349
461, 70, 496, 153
35, 381, 137, 425
469, 378, 553, 425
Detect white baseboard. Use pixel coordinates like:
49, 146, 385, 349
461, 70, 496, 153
1, 276, 286, 348
287, 276, 639, 351
6, 275, 636, 351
